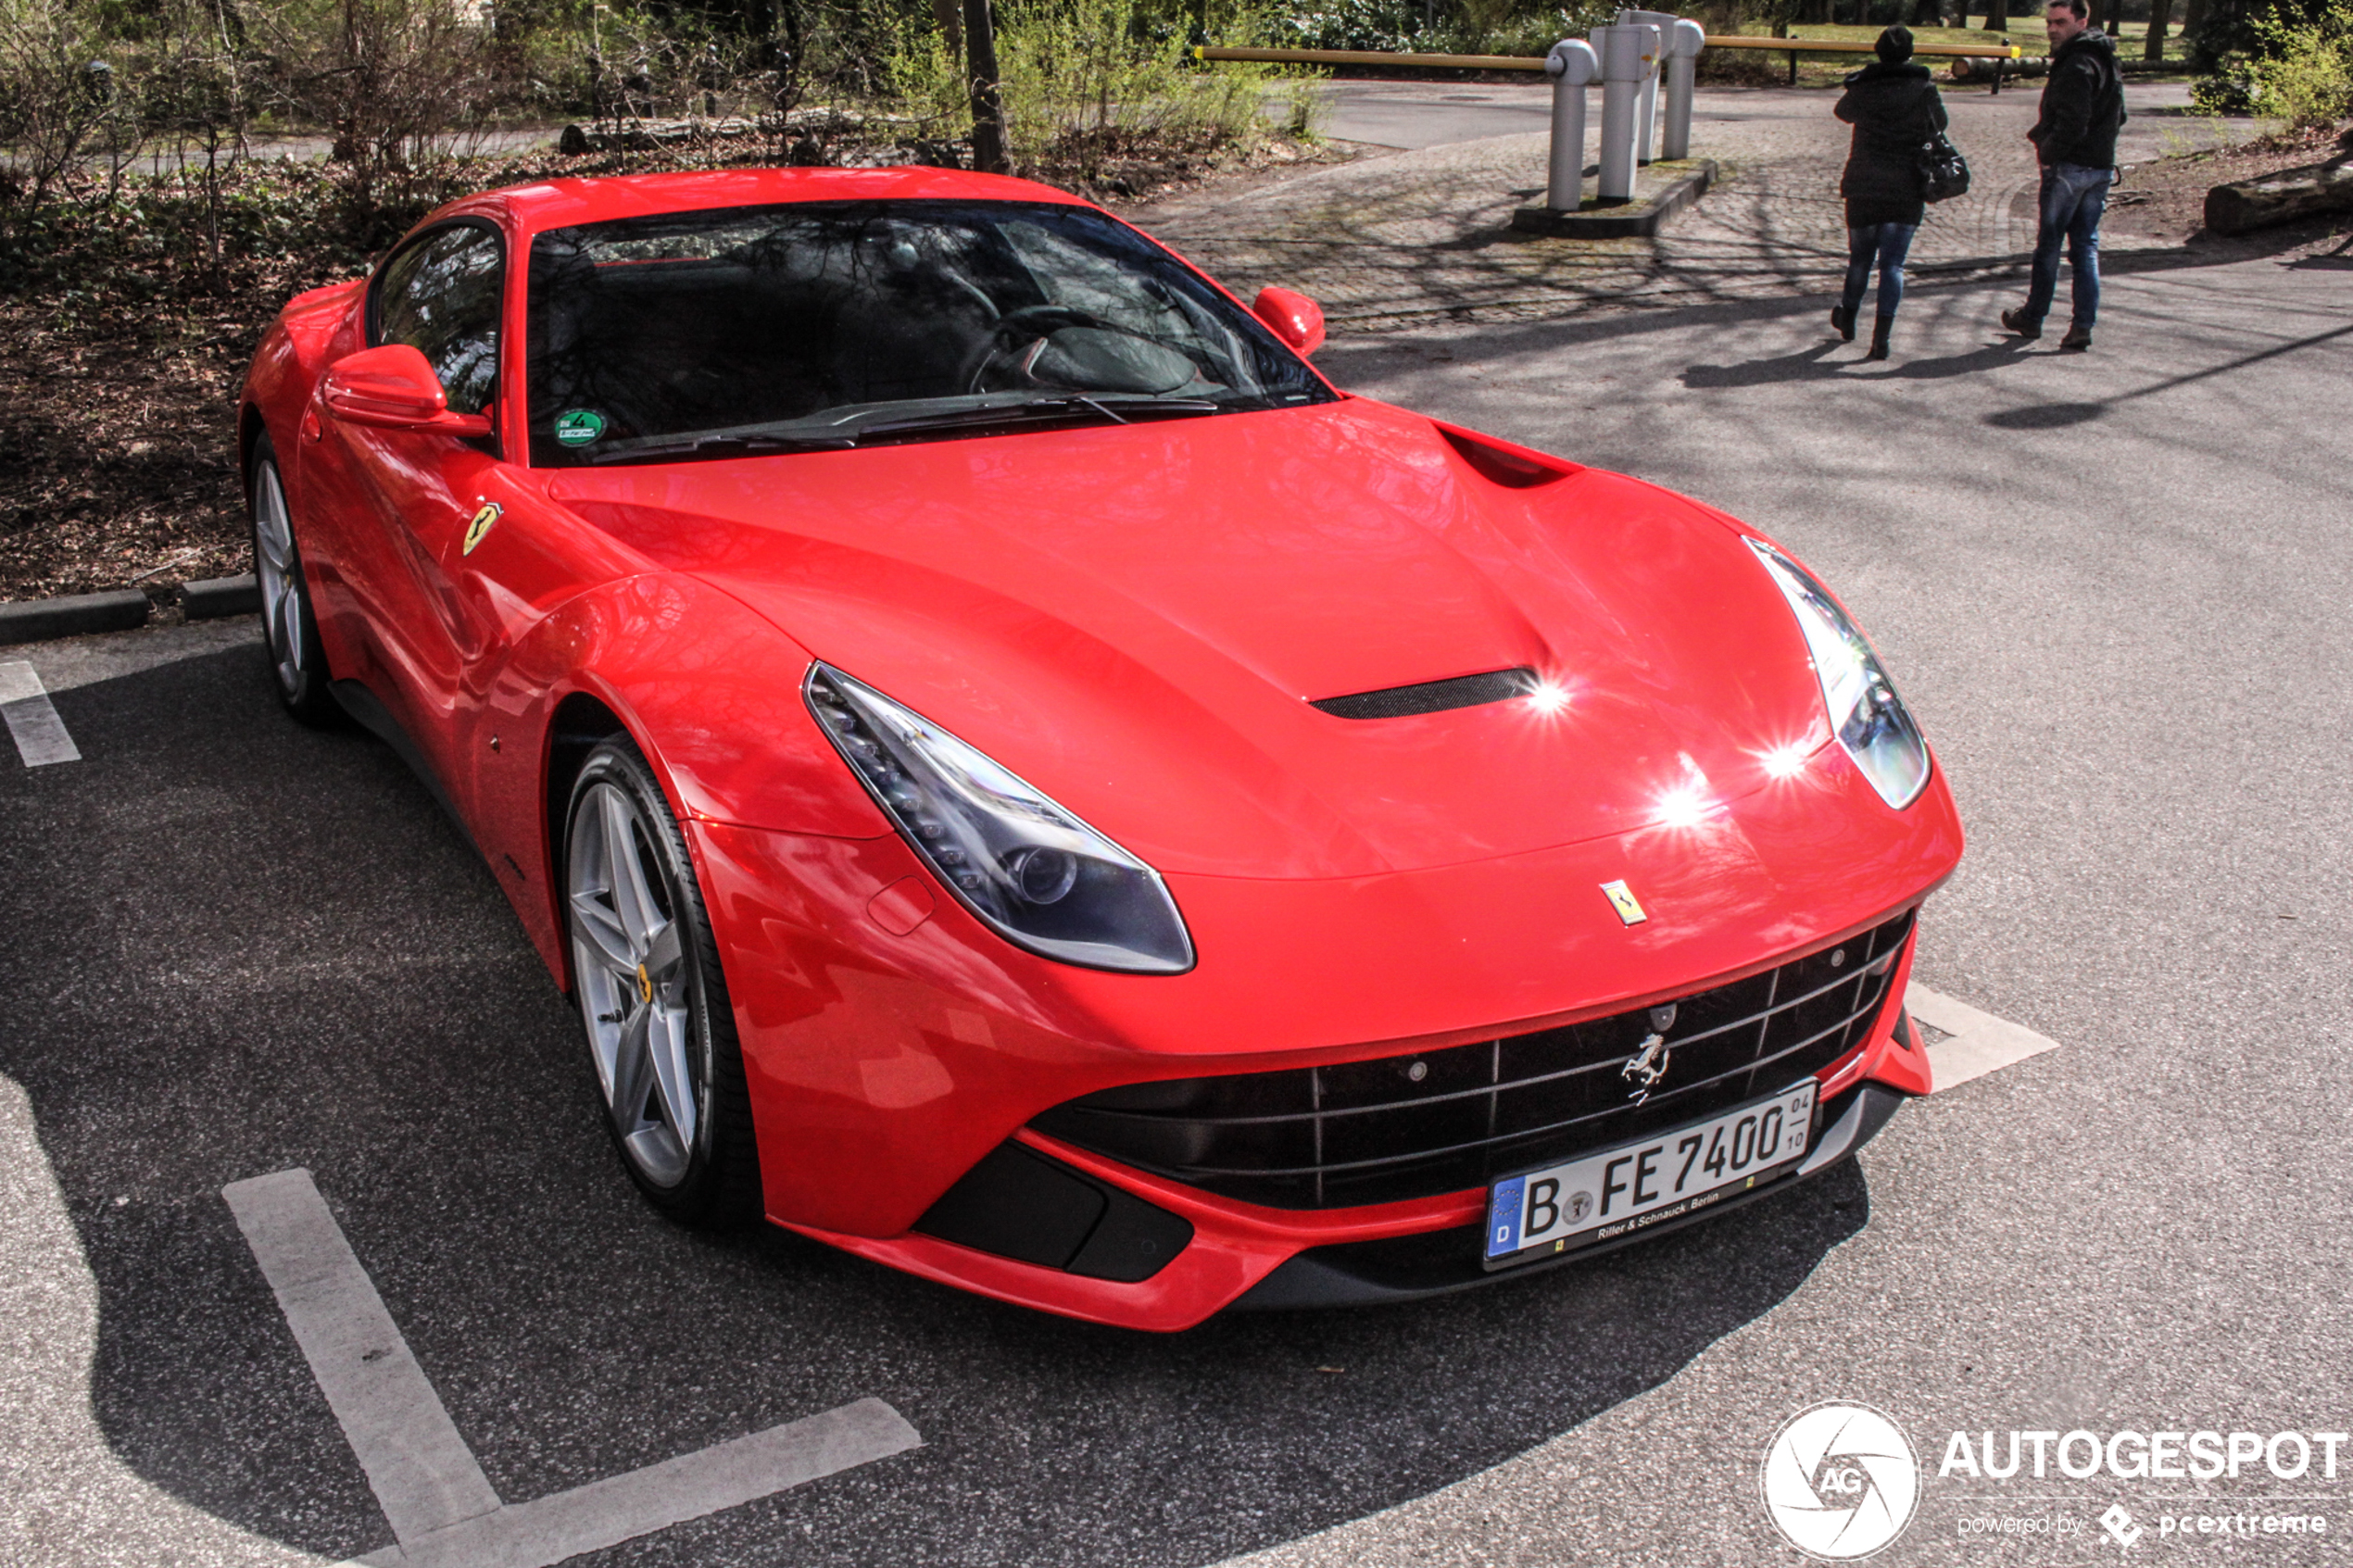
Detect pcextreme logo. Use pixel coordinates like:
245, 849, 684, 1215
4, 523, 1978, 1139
1762, 1401, 1923, 1560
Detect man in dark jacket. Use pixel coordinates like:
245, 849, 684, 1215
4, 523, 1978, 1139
2002, 0, 2127, 351
1832, 27, 1949, 361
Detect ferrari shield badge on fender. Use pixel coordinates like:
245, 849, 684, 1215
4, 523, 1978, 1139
1601, 879, 1648, 926
461, 502, 501, 556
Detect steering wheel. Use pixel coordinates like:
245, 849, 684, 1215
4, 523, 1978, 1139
961, 306, 1108, 394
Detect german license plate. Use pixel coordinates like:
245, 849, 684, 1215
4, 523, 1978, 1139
1482, 1081, 1818, 1267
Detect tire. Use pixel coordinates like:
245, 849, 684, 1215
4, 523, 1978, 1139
563, 736, 761, 1227
247, 433, 338, 725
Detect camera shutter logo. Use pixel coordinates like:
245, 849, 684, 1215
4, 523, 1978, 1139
1760, 1402, 1920, 1560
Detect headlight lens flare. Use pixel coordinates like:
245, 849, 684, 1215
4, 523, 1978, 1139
1745, 538, 1931, 809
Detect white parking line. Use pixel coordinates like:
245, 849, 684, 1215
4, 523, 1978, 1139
0, 661, 80, 767
1905, 983, 2062, 1092
223, 1170, 921, 1568
223, 1172, 502, 1541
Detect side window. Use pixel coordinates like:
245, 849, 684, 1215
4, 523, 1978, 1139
373, 224, 504, 416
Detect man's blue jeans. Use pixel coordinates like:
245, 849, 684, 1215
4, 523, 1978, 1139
1842, 221, 1919, 325
2023, 162, 2111, 331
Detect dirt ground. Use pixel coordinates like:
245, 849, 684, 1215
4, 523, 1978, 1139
2107, 121, 2353, 245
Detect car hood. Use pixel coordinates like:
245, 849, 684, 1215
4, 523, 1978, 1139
545, 397, 1844, 879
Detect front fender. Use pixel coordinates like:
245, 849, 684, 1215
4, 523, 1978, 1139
485, 572, 892, 980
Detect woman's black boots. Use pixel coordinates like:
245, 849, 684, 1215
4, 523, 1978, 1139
1866, 317, 1893, 360
1831, 305, 1856, 342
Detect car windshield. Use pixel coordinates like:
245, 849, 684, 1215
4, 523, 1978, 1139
523, 198, 1334, 467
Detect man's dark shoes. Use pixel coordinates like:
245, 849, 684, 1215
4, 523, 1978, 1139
1831, 305, 1855, 342
2059, 324, 2094, 352
2001, 307, 2042, 340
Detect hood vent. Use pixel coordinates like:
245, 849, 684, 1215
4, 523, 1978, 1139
1312, 667, 1538, 721
1435, 425, 1574, 489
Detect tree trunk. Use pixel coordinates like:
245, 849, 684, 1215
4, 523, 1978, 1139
2180, 0, 2206, 57
930, 0, 961, 61
2145, 0, 2171, 58
1986, 0, 2007, 32
963, 0, 1008, 174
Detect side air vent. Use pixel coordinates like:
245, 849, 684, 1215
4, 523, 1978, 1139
1312, 667, 1538, 721
1435, 426, 1574, 488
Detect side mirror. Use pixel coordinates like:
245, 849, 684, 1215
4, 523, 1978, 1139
321, 344, 493, 437
1252, 286, 1326, 358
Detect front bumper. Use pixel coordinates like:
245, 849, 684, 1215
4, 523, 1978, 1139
687, 750, 1957, 1332
1231, 1080, 1907, 1309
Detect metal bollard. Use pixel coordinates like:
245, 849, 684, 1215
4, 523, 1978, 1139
1660, 19, 1705, 161
1591, 22, 1658, 205
1543, 38, 1602, 211
1618, 9, 1676, 164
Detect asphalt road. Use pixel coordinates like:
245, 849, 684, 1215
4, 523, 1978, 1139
4, 237, 2350, 1568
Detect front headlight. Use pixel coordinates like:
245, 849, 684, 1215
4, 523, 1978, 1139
1746, 538, 1930, 809
805, 662, 1196, 974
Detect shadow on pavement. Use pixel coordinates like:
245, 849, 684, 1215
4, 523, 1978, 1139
0, 639, 1877, 1567
1980, 316, 2353, 430
1680, 335, 2037, 389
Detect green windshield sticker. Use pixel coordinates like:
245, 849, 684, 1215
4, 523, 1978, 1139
554, 409, 606, 446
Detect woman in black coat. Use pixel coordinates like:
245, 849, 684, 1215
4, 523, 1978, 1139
1832, 27, 1949, 359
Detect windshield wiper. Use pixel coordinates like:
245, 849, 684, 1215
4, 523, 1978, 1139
852, 395, 1221, 441
581, 395, 1226, 465
585, 433, 856, 466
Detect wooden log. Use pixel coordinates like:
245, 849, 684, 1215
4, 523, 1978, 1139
2204, 157, 2353, 236
1947, 54, 2049, 80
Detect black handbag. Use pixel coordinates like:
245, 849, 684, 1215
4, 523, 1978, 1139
1917, 118, 1970, 203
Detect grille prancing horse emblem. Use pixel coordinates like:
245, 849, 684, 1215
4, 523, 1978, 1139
1620, 1002, 1680, 1102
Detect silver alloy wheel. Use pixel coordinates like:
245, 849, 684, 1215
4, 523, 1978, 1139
568, 781, 698, 1186
252, 461, 304, 696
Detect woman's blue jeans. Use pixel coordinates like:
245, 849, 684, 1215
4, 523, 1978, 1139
1842, 221, 1919, 326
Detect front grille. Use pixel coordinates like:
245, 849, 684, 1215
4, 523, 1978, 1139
1030, 909, 1915, 1210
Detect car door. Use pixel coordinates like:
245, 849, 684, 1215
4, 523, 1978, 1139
321, 220, 511, 816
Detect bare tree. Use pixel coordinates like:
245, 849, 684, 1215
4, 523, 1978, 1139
256, 0, 492, 232
0, 0, 124, 222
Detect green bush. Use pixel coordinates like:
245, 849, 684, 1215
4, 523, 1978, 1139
1270, 0, 1609, 54
888, 0, 1287, 174
2246, 0, 2352, 125
2196, 0, 2353, 123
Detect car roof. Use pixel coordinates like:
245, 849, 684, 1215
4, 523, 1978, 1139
438, 166, 1095, 236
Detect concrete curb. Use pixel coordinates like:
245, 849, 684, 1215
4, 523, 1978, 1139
183, 573, 262, 621
1510, 160, 1718, 240
0, 589, 150, 648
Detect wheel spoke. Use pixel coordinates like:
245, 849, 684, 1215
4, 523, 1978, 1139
642, 919, 683, 987
273, 583, 303, 677
646, 1004, 697, 1151
600, 790, 658, 957
609, 1005, 655, 1129
255, 472, 295, 571
570, 892, 635, 976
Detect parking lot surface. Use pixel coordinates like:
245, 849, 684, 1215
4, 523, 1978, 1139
5, 241, 2349, 1567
